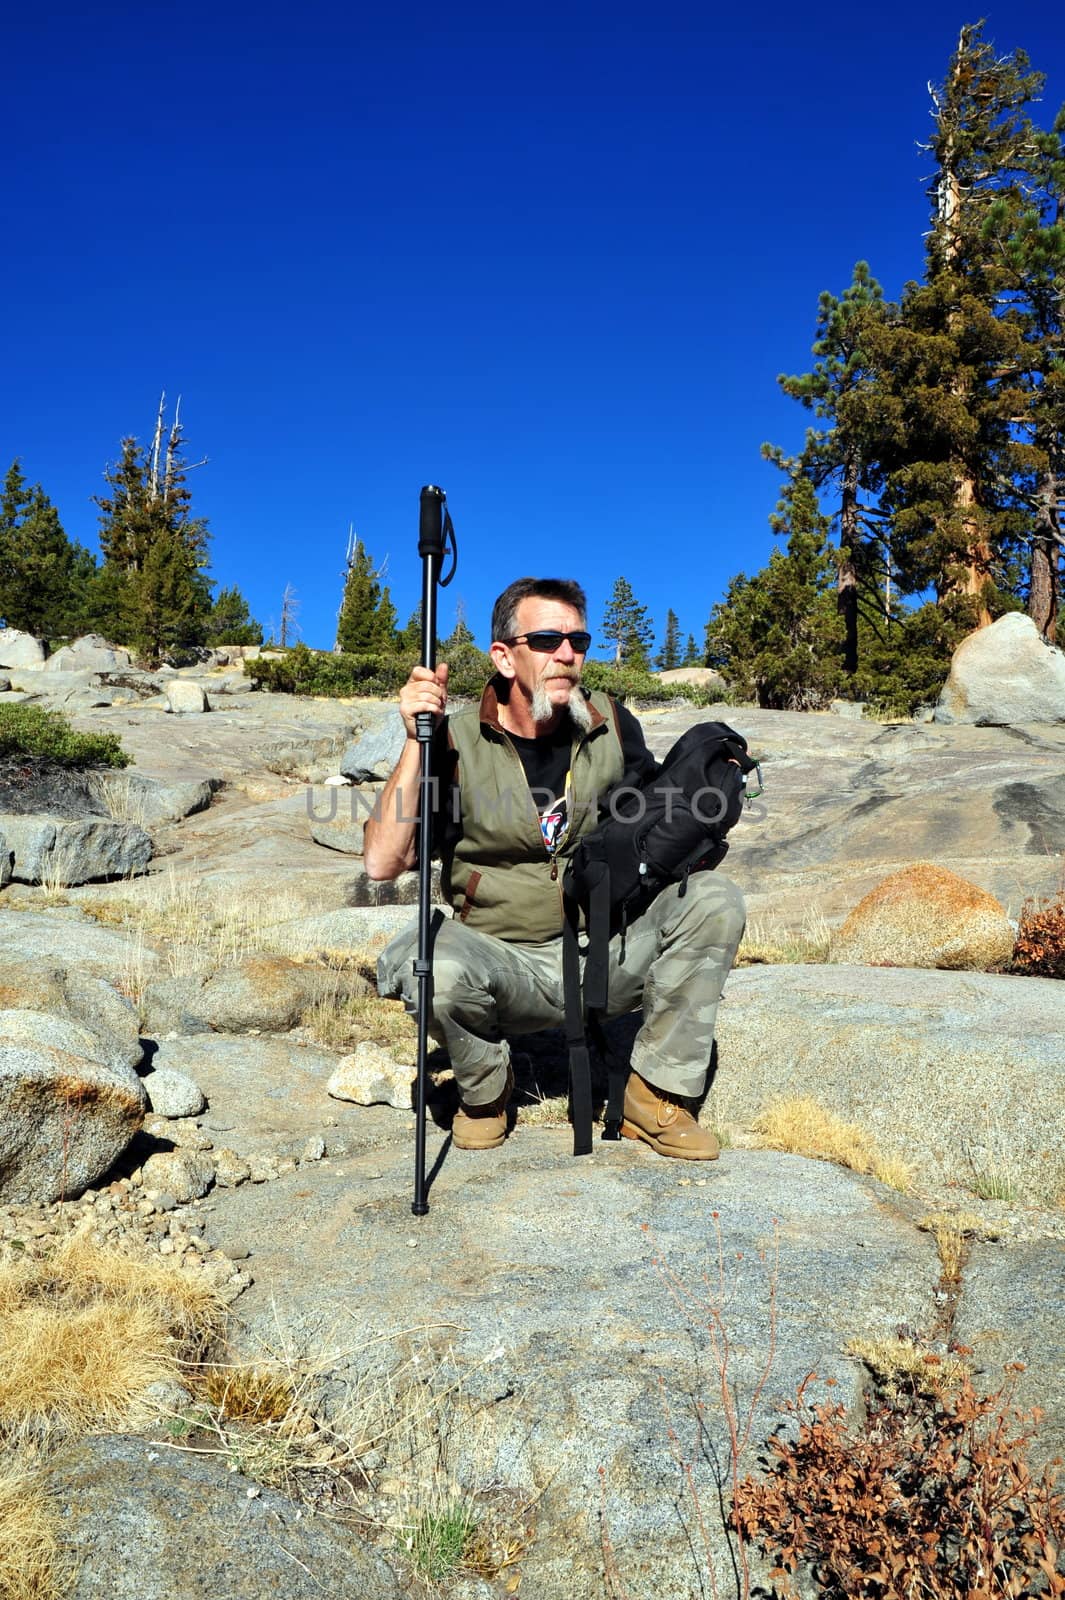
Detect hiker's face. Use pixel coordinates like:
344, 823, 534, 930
494, 597, 587, 711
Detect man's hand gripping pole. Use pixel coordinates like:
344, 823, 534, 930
412, 485, 456, 1217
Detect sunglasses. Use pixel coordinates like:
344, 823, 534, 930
504, 629, 592, 653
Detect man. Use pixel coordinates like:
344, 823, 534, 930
365, 576, 746, 1159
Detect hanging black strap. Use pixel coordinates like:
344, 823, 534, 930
562, 904, 593, 1157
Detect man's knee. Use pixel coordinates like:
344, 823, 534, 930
377, 921, 496, 1014
676, 872, 746, 947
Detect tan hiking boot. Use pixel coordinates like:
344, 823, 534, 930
452, 1066, 514, 1151
620, 1071, 720, 1161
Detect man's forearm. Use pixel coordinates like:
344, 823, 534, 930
363, 739, 423, 879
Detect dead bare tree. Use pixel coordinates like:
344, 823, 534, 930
279, 583, 300, 649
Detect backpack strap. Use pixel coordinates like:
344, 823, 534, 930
562, 901, 594, 1157
562, 864, 626, 1154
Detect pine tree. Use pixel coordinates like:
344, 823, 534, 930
398, 606, 422, 654
125, 529, 207, 664
771, 262, 893, 676
442, 600, 475, 651
655, 609, 681, 670
682, 633, 702, 667
0, 460, 95, 636
877, 24, 1048, 625
704, 474, 843, 708
94, 402, 211, 661
335, 535, 395, 652
205, 586, 263, 646
601, 577, 654, 667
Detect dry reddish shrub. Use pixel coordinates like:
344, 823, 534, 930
733, 1369, 1065, 1598
1011, 892, 1065, 980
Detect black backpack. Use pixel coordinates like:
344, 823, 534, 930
560, 721, 759, 1154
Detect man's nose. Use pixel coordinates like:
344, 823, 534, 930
554, 639, 576, 663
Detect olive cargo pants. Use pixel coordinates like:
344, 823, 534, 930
377, 872, 746, 1107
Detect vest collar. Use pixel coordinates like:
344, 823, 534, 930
478, 675, 606, 737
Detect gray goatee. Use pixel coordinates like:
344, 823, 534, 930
531, 678, 592, 732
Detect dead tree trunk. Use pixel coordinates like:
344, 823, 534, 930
837, 450, 860, 676
1029, 458, 1061, 639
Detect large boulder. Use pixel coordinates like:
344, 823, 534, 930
656, 666, 729, 694
339, 712, 407, 782
0, 960, 142, 1069
90, 772, 221, 825
216, 1146, 940, 1600
142, 955, 365, 1036
43, 633, 132, 674
710, 964, 1065, 1200
935, 611, 1065, 725
0, 813, 153, 884
0, 1030, 146, 1202
828, 863, 1015, 971
0, 910, 161, 980
48, 1434, 404, 1600
309, 814, 365, 854
165, 680, 209, 714
0, 627, 46, 668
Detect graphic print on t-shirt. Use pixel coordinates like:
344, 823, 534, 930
539, 793, 569, 852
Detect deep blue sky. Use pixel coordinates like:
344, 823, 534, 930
3, 1, 1062, 653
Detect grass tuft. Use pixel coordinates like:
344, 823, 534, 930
406, 1499, 478, 1582
751, 1097, 912, 1190
0, 1234, 224, 1447
845, 1334, 972, 1400
918, 1211, 999, 1281
736, 910, 831, 966
0, 1459, 72, 1600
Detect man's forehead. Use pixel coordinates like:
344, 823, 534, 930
513, 595, 585, 631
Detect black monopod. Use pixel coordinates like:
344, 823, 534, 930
412, 485, 456, 1216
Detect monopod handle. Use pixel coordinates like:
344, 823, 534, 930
418, 485, 447, 557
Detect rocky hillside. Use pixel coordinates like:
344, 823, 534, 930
1, 634, 1063, 1598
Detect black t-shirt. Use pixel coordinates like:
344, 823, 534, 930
508, 722, 574, 850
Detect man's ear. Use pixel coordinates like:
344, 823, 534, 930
489, 640, 516, 679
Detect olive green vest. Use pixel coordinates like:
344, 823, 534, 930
442, 680, 625, 943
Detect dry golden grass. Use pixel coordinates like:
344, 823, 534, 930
301, 989, 415, 1055
513, 1089, 571, 1129
81, 870, 302, 978
918, 1211, 1000, 1281
0, 1458, 72, 1600
846, 1335, 971, 1400
736, 909, 832, 966
0, 1235, 225, 1447
92, 773, 149, 829
751, 1097, 912, 1191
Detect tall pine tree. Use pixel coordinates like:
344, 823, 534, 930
771, 262, 893, 676
877, 24, 1046, 625
704, 474, 842, 709
655, 608, 682, 670
335, 535, 396, 652
94, 402, 212, 662
601, 577, 654, 667
0, 461, 95, 636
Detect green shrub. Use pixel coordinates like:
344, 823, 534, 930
0, 705, 130, 768
245, 644, 722, 709
245, 640, 495, 701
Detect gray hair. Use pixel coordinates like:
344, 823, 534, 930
490, 577, 588, 645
